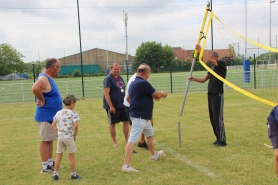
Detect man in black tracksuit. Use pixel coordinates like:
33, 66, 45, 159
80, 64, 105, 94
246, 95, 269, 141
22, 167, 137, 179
188, 44, 227, 146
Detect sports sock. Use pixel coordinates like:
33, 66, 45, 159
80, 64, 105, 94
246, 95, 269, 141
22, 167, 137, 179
53, 171, 59, 176
42, 161, 48, 169
71, 172, 77, 176
48, 158, 54, 166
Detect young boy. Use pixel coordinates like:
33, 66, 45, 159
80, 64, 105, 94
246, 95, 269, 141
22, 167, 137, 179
51, 94, 81, 181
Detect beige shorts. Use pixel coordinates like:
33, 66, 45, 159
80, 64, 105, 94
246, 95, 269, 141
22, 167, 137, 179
37, 122, 57, 141
56, 136, 77, 154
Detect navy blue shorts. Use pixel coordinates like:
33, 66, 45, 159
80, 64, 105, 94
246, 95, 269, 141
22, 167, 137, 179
268, 120, 278, 150
106, 108, 128, 124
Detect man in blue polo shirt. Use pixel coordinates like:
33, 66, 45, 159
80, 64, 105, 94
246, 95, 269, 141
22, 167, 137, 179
122, 63, 167, 172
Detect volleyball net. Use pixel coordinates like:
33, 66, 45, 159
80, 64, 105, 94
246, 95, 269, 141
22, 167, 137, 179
196, 5, 278, 107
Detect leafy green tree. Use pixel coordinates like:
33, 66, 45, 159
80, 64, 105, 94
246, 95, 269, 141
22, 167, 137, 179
134, 41, 175, 73
0, 43, 25, 76
163, 44, 175, 67
24, 60, 46, 78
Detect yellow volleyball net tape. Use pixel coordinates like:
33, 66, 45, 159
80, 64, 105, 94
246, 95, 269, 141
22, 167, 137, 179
198, 11, 277, 107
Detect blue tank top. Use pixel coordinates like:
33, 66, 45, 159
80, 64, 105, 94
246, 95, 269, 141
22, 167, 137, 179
34, 74, 62, 122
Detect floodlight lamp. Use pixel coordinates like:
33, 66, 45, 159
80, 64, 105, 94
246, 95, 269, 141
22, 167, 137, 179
123, 11, 128, 23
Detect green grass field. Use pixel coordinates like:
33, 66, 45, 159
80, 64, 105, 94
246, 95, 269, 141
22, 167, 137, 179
0, 91, 277, 184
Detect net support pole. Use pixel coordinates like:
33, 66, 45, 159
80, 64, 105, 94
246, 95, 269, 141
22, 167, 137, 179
179, 2, 211, 117
177, 2, 211, 148
253, 54, 256, 89
32, 63, 36, 102
178, 122, 182, 148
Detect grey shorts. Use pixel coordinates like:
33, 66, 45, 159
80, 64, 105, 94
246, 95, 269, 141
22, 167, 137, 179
128, 117, 154, 143
36, 122, 57, 142
56, 136, 77, 153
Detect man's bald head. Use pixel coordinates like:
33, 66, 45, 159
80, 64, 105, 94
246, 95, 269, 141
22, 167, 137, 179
137, 63, 151, 75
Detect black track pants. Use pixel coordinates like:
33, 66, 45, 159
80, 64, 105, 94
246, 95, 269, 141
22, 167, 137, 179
208, 93, 226, 142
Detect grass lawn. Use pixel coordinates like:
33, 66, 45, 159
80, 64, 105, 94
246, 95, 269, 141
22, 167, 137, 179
0, 91, 277, 185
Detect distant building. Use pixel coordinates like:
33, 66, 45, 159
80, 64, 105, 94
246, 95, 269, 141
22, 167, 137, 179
172, 47, 236, 61
58, 48, 135, 74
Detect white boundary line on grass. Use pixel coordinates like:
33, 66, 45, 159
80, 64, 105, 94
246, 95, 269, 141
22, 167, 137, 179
264, 143, 272, 149
156, 142, 216, 177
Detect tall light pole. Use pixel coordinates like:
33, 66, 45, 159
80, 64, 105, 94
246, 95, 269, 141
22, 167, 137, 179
245, 0, 247, 59
123, 11, 129, 81
269, 0, 275, 62
77, 0, 84, 98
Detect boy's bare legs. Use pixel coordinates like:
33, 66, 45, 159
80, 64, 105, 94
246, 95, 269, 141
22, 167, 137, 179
69, 153, 76, 173
68, 152, 81, 179
54, 153, 63, 172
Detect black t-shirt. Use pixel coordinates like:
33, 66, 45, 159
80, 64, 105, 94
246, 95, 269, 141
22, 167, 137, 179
207, 60, 226, 94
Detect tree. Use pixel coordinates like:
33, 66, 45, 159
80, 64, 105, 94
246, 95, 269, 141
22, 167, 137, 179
0, 43, 25, 76
162, 44, 175, 67
134, 41, 175, 72
72, 69, 81, 77
24, 60, 46, 78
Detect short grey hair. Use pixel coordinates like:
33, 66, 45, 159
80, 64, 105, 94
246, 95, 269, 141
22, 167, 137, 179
45, 58, 58, 69
208, 51, 219, 58
137, 63, 150, 74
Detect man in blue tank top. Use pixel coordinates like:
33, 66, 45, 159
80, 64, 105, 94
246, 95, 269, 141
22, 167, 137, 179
32, 58, 62, 173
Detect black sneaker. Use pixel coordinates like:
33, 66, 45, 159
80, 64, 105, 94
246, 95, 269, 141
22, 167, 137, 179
52, 175, 59, 181
41, 165, 53, 173
71, 174, 82, 180
215, 141, 227, 147
213, 140, 218, 145
138, 141, 148, 148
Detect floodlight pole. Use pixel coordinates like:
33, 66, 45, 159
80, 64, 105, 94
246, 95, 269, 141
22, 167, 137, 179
77, 0, 84, 98
210, 0, 213, 50
269, 0, 275, 62
123, 11, 129, 81
245, 0, 247, 59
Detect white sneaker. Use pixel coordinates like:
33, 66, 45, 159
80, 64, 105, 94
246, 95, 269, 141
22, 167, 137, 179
122, 165, 138, 172
152, 150, 164, 161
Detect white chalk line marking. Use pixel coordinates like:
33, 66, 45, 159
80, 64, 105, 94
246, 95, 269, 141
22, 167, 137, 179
264, 143, 272, 149
156, 142, 216, 177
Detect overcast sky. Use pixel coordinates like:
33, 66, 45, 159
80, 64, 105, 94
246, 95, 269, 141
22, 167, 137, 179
0, 0, 277, 62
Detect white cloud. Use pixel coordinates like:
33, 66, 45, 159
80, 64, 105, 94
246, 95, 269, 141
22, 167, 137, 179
0, 0, 277, 62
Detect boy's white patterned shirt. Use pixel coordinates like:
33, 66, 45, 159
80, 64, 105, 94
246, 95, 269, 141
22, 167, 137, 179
53, 109, 80, 139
